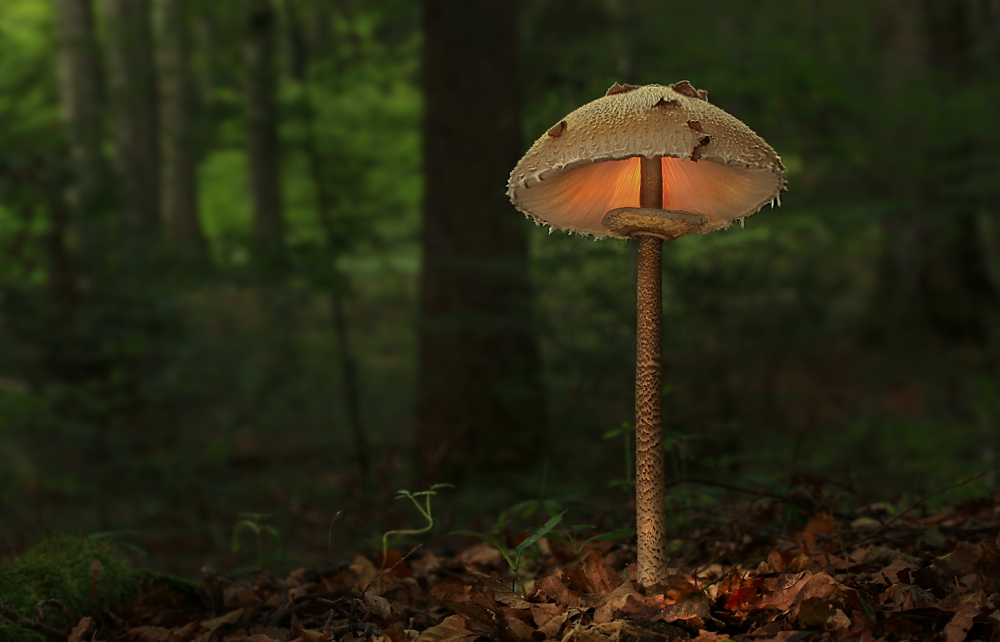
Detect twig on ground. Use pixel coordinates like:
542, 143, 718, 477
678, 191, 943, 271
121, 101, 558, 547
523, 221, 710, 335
328, 510, 343, 564
854, 471, 986, 546
362, 544, 422, 593
0, 602, 67, 640
34, 599, 71, 629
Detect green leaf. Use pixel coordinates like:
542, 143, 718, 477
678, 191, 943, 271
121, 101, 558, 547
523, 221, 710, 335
451, 530, 507, 553
231, 520, 257, 553
585, 528, 635, 544
262, 524, 285, 560
451, 530, 515, 569
514, 511, 565, 558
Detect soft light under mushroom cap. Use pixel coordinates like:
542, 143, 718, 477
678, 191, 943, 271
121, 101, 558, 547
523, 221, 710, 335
507, 82, 786, 237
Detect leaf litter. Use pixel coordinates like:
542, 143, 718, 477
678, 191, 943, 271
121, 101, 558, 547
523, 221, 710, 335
26, 487, 1000, 642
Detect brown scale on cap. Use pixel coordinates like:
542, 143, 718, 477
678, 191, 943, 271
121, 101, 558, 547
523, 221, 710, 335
507, 82, 785, 237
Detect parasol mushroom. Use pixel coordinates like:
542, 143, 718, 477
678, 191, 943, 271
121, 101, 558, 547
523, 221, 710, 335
507, 81, 785, 590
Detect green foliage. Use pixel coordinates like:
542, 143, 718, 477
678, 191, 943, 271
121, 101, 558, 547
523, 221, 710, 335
453, 510, 566, 597
380, 483, 452, 565
231, 512, 285, 569
0, 0, 998, 573
0, 535, 138, 642
543, 524, 635, 559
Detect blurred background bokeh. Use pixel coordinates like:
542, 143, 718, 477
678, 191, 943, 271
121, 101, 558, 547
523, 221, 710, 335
1, 0, 999, 575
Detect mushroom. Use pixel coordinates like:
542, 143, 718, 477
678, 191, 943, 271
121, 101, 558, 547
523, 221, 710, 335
508, 82, 785, 590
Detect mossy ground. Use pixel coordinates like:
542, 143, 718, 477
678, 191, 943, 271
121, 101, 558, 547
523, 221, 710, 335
0, 535, 138, 641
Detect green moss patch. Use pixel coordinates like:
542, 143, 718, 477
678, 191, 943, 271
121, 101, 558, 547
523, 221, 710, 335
0, 536, 138, 641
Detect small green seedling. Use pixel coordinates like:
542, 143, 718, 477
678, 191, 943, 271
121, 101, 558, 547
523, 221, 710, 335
380, 483, 453, 567
231, 512, 284, 567
492, 462, 564, 533
544, 524, 636, 559
453, 510, 565, 597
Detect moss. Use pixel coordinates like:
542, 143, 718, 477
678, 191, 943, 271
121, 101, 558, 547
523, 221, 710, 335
0, 536, 139, 642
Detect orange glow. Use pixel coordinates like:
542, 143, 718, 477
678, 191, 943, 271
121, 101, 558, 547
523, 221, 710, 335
517, 156, 779, 236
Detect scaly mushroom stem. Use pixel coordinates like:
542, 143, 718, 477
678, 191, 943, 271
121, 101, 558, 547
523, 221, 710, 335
635, 156, 669, 589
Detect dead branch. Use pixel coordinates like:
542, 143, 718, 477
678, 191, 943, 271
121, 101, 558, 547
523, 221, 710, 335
854, 471, 986, 546
0, 602, 67, 640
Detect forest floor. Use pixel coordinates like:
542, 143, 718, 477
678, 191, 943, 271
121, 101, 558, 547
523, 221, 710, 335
5, 475, 1000, 642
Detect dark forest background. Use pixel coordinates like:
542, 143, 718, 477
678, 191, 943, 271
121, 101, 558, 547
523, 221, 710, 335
1, 0, 999, 576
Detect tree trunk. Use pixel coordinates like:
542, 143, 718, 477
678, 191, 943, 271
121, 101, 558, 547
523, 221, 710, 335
873, 0, 997, 346
102, 0, 161, 235
53, 0, 107, 215
417, 0, 547, 481
244, 0, 285, 265
155, 0, 206, 248
283, 0, 370, 484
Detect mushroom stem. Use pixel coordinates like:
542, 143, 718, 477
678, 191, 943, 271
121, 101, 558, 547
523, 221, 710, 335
635, 156, 669, 590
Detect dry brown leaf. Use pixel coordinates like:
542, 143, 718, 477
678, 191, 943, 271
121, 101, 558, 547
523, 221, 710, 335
68, 617, 93, 642
415, 615, 478, 642
529, 602, 564, 628
169, 622, 200, 641
562, 550, 622, 595
796, 513, 836, 556
943, 603, 978, 642
934, 542, 981, 579
535, 610, 569, 639
200, 608, 244, 633
465, 568, 531, 609
364, 590, 394, 620
456, 543, 502, 565
505, 617, 535, 641
533, 574, 583, 608
759, 572, 811, 611
787, 572, 841, 621
250, 628, 290, 642
117, 626, 173, 642
349, 554, 380, 589
591, 582, 640, 624
886, 583, 938, 612
654, 592, 711, 623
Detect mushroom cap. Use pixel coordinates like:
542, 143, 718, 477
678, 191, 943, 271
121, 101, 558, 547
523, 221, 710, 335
507, 82, 785, 237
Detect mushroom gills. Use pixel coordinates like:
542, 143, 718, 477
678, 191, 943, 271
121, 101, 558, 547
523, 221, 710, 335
517, 156, 779, 237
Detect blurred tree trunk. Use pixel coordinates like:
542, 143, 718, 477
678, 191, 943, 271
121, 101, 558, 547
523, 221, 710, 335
244, 0, 285, 265
874, 0, 997, 346
102, 0, 160, 235
283, 0, 370, 483
53, 0, 107, 216
155, 0, 206, 249
417, 0, 547, 481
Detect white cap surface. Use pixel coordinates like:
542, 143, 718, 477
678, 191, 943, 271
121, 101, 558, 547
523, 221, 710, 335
508, 82, 785, 236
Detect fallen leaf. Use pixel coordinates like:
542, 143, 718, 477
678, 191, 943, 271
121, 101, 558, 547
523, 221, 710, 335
943, 604, 977, 642
416, 615, 478, 642
68, 617, 93, 642
534, 574, 583, 608
562, 550, 622, 595
117, 626, 172, 642
886, 583, 938, 612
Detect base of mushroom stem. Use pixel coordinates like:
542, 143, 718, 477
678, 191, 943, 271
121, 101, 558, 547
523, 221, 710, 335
602, 207, 707, 241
